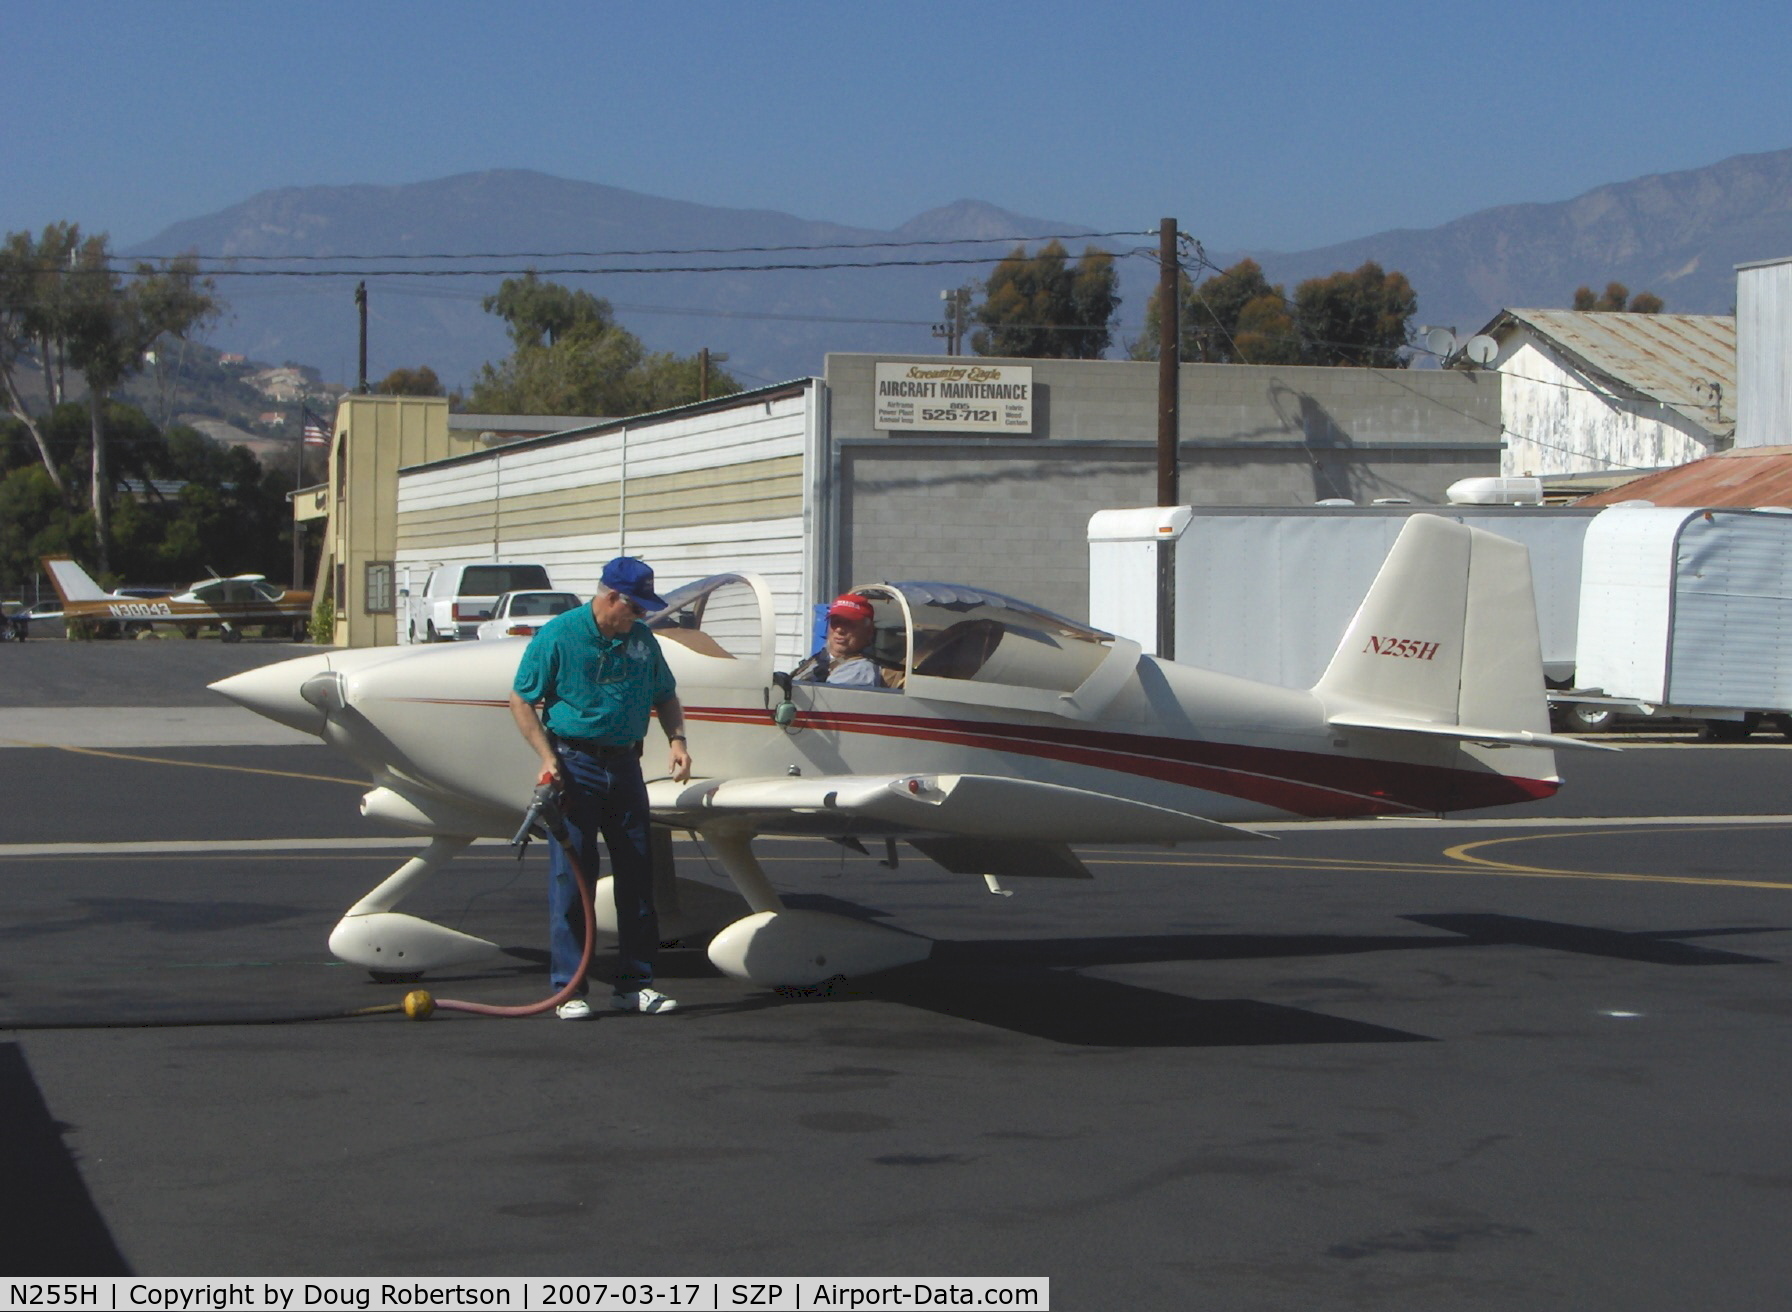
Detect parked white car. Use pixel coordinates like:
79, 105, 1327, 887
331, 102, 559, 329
401, 561, 555, 642
473, 590, 583, 641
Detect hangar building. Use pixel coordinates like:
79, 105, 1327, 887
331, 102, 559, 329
314, 352, 1501, 654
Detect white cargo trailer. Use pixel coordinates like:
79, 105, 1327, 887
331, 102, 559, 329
1087, 505, 1597, 688
1574, 506, 1792, 736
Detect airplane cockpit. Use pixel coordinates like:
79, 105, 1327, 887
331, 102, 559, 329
649, 574, 1140, 718
190, 576, 290, 605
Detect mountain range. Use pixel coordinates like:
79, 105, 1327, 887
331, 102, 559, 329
125, 147, 1792, 391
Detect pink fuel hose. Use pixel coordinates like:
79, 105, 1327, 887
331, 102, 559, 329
400, 773, 597, 1021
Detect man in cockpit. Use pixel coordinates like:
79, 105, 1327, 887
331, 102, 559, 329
798, 593, 903, 689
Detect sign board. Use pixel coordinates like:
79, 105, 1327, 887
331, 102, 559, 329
874, 362, 1033, 434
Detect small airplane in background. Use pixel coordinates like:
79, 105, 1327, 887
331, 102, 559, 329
42, 555, 313, 642
212, 515, 1606, 988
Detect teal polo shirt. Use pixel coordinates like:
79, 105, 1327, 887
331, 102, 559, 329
512, 603, 677, 747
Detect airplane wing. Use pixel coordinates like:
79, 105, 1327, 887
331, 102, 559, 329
646, 771, 1272, 844
1325, 711, 1621, 753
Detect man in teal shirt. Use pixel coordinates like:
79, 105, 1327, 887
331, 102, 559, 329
509, 557, 692, 1019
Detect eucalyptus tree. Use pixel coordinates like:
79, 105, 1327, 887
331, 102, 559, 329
59, 238, 217, 569
970, 241, 1119, 359
471, 273, 738, 416
1132, 259, 1299, 364
0, 223, 84, 491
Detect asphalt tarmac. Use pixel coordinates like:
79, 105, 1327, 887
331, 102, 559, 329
3, 639, 1792, 1307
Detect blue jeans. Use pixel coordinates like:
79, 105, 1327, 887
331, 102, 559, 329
548, 744, 659, 995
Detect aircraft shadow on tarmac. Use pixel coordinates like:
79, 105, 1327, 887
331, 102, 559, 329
655, 901, 1783, 1049
0, 1043, 131, 1276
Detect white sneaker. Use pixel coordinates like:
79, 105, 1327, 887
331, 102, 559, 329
611, 987, 678, 1014
555, 998, 592, 1020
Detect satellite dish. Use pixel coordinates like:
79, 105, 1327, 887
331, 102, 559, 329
1464, 335, 1498, 366
1424, 327, 1457, 359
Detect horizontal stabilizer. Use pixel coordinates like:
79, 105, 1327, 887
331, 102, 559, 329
650, 772, 1271, 844
1327, 710, 1619, 753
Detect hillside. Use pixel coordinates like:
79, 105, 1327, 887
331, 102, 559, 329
1246, 147, 1792, 336
124, 150, 1792, 389
128, 172, 1088, 391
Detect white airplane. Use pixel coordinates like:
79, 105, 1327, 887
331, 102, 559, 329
211, 515, 1601, 988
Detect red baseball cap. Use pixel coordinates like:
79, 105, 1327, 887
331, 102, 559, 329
826, 593, 875, 623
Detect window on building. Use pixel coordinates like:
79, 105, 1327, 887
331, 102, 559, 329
364, 561, 395, 614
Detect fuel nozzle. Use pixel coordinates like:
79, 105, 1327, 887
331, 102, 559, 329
511, 776, 568, 855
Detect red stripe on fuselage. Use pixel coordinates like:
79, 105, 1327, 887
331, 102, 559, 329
683, 705, 1556, 817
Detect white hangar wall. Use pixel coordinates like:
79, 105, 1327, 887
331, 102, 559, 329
395, 382, 824, 664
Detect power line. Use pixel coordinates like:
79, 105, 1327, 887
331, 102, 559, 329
124, 229, 1153, 265
103, 250, 1162, 280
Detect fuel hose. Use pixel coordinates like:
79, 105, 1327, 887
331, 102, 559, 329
402, 772, 596, 1020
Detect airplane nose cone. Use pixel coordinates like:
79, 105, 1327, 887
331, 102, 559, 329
210, 653, 338, 736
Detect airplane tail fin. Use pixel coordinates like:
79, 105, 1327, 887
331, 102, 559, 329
41, 555, 112, 603
1313, 515, 1600, 753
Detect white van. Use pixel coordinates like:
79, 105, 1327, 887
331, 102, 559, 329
401, 562, 554, 643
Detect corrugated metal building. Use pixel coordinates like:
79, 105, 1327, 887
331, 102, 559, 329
1738, 255, 1792, 448
1478, 310, 1735, 480
394, 381, 826, 663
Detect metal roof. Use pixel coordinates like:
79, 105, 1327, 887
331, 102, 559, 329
1484, 310, 1736, 435
1574, 446, 1792, 508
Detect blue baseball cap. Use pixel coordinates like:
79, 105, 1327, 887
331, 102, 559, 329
600, 556, 667, 612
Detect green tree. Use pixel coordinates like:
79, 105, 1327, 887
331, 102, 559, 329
0, 223, 85, 491
469, 275, 738, 416
0, 462, 79, 587
1572, 282, 1664, 313
377, 365, 444, 397
1292, 262, 1416, 368
57, 237, 218, 570
1132, 259, 1300, 364
483, 272, 614, 348
970, 241, 1119, 359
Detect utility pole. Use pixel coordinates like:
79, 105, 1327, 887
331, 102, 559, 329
1155, 218, 1180, 660
698, 348, 729, 401
355, 282, 368, 393
1156, 219, 1179, 506
932, 287, 970, 355
292, 415, 303, 591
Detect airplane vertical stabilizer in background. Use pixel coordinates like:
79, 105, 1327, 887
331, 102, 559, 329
42, 556, 118, 603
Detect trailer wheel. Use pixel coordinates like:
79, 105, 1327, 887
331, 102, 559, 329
1558, 703, 1616, 733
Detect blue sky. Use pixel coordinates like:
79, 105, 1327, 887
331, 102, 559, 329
4, 0, 1788, 255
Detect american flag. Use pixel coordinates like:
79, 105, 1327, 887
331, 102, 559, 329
301, 406, 331, 447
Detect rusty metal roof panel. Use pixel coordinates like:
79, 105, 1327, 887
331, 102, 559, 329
1575, 447, 1792, 508
1491, 310, 1735, 434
